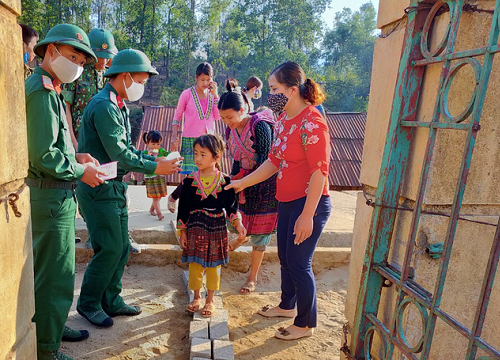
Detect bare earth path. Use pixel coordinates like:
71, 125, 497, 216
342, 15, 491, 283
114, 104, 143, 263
62, 263, 347, 360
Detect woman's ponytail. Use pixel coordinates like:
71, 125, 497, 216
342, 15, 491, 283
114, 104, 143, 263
300, 78, 326, 106
225, 78, 239, 92
218, 78, 251, 112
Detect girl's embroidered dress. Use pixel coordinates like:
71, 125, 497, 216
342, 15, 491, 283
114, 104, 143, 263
173, 87, 220, 174
177, 171, 240, 267
226, 109, 278, 235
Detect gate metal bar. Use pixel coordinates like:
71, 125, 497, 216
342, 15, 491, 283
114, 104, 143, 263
349, 0, 500, 359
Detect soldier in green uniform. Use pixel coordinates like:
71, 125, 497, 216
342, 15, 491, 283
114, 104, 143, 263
76, 48, 182, 328
61, 28, 117, 149
61, 28, 119, 249
25, 24, 105, 360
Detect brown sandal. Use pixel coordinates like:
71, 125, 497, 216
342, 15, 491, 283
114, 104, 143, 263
186, 298, 203, 313
239, 281, 257, 294
229, 236, 249, 251
167, 195, 176, 213
200, 302, 216, 318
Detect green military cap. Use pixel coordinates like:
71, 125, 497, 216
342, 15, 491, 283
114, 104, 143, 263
34, 24, 97, 65
89, 28, 118, 59
104, 48, 159, 77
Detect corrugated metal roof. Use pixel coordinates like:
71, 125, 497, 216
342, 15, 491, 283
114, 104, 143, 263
126, 107, 366, 190
124, 106, 233, 184
325, 112, 366, 190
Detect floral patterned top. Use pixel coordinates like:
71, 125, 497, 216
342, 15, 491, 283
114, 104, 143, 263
268, 105, 330, 202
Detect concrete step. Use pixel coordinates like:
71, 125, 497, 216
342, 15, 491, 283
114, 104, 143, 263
76, 228, 352, 248
75, 243, 350, 273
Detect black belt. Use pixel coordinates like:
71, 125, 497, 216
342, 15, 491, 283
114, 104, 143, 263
26, 178, 77, 190
109, 176, 124, 182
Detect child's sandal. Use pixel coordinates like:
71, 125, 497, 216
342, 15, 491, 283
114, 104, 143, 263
200, 302, 216, 318
186, 298, 203, 313
167, 196, 176, 213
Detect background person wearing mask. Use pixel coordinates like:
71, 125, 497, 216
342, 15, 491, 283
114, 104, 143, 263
20, 23, 39, 79
25, 23, 104, 360
75, 49, 182, 328
242, 76, 263, 112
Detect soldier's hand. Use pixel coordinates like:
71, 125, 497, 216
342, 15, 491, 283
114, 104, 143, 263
76, 153, 101, 167
155, 157, 183, 175
81, 163, 105, 188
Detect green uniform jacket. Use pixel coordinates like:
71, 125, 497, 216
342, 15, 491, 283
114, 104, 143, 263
25, 67, 85, 181
78, 83, 157, 177
61, 66, 106, 138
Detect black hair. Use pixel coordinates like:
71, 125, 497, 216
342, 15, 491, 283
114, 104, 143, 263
196, 62, 214, 77
143, 130, 162, 144
19, 24, 39, 44
193, 134, 225, 170
270, 61, 326, 105
218, 78, 251, 112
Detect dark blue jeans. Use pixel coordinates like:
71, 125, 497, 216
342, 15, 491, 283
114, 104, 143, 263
277, 195, 331, 328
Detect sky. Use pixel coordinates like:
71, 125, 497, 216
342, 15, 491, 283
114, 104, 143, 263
322, 0, 380, 29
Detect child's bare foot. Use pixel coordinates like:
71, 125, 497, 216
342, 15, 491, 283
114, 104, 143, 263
158, 214, 164, 221
149, 206, 156, 216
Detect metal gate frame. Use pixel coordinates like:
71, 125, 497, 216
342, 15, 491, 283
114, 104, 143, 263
348, 1, 500, 359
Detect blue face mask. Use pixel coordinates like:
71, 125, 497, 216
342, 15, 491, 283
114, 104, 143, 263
23, 52, 29, 64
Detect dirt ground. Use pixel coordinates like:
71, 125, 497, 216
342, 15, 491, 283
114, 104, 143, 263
62, 262, 348, 360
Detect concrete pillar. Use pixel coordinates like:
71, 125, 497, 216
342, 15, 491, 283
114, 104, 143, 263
345, 0, 500, 358
0, 0, 37, 358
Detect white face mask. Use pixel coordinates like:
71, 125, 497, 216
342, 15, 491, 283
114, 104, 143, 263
123, 73, 145, 102
50, 47, 84, 83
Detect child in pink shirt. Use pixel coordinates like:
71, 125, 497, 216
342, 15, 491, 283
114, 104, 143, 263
168, 62, 220, 212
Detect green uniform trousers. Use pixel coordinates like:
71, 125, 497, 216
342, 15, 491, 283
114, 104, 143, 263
76, 180, 130, 313
30, 187, 76, 352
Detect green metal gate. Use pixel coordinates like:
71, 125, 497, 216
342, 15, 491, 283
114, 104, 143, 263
347, 1, 500, 359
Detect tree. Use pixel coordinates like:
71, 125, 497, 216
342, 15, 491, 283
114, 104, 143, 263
322, 2, 377, 111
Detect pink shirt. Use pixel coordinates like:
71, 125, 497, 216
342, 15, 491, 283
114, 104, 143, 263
173, 87, 220, 137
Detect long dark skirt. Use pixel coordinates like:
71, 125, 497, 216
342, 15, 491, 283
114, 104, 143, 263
181, 209, 229, 268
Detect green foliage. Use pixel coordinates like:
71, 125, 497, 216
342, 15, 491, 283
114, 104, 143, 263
322, 3, 377, 111
19, 0, 377, 112
159, 86, 182, 106
129, 107, 144, 144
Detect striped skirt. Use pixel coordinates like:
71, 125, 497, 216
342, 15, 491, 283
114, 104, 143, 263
181, 209, 229, 268
180, 137, 198, 174
144, 176, 167, 198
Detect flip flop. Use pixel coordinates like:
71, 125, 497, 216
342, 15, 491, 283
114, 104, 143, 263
200, 302, 216, 318
275, 326, 313, 340
240, 281, 257, 294
186, 298, 203, 313
257, 305, 297, 318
